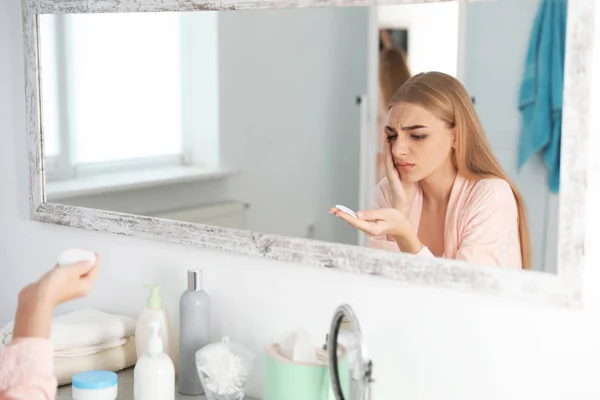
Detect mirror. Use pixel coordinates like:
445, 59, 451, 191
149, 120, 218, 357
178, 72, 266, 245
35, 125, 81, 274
36, 0, 568, 274
328, 304, 373, 400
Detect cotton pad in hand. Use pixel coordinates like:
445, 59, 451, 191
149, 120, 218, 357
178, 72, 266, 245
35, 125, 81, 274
335, 205, 357, 218
57, 248, 96, 267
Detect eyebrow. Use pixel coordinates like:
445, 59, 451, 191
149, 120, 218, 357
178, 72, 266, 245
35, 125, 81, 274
385, 124, 428, 133
400, 124, 428, 131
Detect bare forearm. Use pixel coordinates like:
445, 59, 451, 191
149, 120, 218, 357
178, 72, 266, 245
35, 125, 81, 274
12, 287, 54, 340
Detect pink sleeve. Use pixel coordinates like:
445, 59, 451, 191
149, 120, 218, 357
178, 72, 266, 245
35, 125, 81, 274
454, 179, 522, 269
0, 338, 57, 400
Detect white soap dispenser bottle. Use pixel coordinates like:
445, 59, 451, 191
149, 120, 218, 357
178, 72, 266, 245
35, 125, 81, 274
134, 320, 175, 400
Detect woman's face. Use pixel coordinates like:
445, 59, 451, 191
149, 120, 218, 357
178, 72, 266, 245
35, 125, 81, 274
384, 102, 455, 183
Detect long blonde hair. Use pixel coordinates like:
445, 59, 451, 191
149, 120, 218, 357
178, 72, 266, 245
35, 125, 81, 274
379, 46, 412, 107
390, 72, 531, 269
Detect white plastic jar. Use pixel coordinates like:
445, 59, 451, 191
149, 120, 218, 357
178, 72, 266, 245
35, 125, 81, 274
72, 370, 118, 400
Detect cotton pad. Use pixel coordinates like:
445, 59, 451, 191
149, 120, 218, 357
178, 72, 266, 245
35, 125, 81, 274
58, 248, 96, 267
335, 204, 357, 218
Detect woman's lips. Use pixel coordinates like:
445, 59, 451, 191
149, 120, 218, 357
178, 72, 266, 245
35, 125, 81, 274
396, 162, 415, 172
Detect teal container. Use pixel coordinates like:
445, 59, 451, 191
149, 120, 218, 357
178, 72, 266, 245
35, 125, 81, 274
263, 344, 350, 400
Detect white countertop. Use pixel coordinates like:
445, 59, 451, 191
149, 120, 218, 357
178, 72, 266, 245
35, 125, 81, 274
56, 368, 259, 400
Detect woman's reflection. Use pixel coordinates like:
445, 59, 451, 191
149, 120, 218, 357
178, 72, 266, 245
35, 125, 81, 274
331, 72, 530, 269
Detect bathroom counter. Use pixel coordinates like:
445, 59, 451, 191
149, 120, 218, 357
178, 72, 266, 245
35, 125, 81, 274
56, 367, 259, 400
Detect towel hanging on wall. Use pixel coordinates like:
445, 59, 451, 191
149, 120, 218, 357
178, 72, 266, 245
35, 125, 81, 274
517, 0, 568, 193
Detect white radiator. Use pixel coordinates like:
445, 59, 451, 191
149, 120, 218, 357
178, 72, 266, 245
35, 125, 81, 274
152, 201, 248, 229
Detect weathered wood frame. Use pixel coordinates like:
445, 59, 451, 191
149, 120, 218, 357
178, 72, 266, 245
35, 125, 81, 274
22, 0, 594, 307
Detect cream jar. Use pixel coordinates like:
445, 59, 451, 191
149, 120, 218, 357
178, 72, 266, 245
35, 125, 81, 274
72, 370, 118, 400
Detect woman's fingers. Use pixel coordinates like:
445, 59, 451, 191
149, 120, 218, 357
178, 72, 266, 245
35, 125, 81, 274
384, 142, 398, 181
79, 264, 99, 296
385, 141, 407, 199
81, 255, 100, 281
62, 259, 95, 277
356, 209, 390, 221
78, 254, 99, 296
329, 208, 383, 236
39, 253, 101, 305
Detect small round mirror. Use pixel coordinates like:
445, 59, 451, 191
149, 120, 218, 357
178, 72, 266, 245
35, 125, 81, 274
327, 304, 374, 400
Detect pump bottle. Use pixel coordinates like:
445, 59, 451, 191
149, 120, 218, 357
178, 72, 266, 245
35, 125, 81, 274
135, 285, 170, 359
134, 320, 175, 400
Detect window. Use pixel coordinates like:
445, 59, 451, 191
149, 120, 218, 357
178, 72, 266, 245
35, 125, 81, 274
39, 12, 220, 182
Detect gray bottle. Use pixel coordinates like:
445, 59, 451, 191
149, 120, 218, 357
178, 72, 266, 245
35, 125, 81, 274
177, 269, 211, 395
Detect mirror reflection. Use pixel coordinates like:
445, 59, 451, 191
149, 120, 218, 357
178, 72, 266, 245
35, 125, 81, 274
337, 317, 360, 400
38, 0, 566, 273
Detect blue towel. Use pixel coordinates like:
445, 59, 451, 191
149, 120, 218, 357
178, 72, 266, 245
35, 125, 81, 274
517, 0, 567, 193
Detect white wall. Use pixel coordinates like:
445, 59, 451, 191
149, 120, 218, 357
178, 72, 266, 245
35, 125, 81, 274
377, 2, 460, 77
218, 8, 368, 245
2, 1, 600, 400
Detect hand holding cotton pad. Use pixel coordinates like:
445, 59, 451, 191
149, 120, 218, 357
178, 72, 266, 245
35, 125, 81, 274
57, 248, 96, 267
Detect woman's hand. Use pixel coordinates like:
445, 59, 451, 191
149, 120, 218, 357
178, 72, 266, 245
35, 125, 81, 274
385, 141, 418, 216
37, 255, 100, 306
329, 208, 423, 253
331, 207, 408, 237
12, 256, 100, 340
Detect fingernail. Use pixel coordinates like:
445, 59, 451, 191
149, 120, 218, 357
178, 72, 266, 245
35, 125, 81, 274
84, 260, 94, 269
357, 212, 364, 218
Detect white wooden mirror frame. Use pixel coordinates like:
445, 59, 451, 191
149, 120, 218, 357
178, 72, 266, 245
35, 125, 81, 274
22, 0, 594, 307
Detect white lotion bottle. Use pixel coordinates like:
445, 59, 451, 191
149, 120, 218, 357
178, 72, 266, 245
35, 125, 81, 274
135, 285, 170, 359
134, 320, 175, 400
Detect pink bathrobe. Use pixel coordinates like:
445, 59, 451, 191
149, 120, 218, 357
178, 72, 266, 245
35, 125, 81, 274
0, 338, 56, 400
369, 174, 523, 269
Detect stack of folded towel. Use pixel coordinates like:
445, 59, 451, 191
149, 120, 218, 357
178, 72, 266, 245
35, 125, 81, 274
0, 309, 138, 386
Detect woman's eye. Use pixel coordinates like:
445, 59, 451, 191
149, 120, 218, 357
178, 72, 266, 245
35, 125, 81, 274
411, 134, 426, 140
386, 134, 398, 142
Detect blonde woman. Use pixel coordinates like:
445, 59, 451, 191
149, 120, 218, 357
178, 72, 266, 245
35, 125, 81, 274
331, 72, 530, 269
